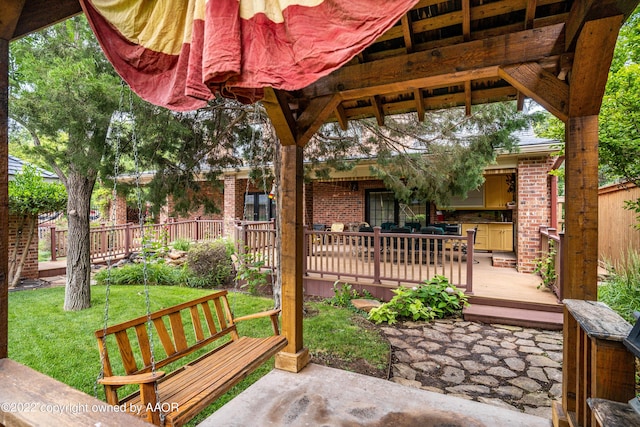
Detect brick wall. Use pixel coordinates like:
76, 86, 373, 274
516, 156, 555, 272
165, 182, 224, 221
311, 181, 370, 227
9, 214, 39, 281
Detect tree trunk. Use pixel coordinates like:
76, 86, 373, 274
64, 172, 95, 311
9, 215, 36, 288
7, 215, 26, 287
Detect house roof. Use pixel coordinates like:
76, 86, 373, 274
8, 155, 59, 182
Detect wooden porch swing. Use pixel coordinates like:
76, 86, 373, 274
92, 92, 286, 426
2, 1, 640, 427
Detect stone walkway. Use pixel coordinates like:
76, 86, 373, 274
380, 318, 563, 419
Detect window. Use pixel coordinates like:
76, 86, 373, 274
366, 190, 429, 227
244, 193, 276, 221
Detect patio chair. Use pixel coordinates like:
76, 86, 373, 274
326, 222, 345, 244
420, 226, 444, 254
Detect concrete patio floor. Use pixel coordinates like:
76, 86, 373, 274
199, 364, 552, 427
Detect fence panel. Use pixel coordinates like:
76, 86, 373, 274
304, 227, 470, 289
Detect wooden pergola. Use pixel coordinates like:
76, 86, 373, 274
1, 0, 638, 425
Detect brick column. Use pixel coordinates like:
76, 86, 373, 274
516, 156, 554, 272
304, 182, 313, 225
223, 175, 238, 239
114, 193, 128, 224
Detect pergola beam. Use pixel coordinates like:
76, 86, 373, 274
565, 0, 636, 51
302, 24, 566, 100
0, 38, 8, 360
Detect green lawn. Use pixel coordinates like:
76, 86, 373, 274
8, 285, 389, 425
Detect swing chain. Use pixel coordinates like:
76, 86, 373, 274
95, 80, 126, 399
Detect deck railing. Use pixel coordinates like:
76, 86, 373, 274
43, 220, 225, 261
539, 226, 564, 300
238, 225, 474, 291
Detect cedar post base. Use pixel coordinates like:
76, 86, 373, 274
276, 348, 310, 373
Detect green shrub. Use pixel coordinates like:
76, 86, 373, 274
172, 238, 192, 252
236, 252, 271, 295
185, 239, 235, 288
599, 251, 640, 323
534, 240, 557, 290
326, 281, 360, 307
95, 262, 183, 286
368, 276, 468, 324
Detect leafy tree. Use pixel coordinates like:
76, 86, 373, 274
9, 17, 122, 310
305, 102, 540, 207
10, 16, 263, 311
8, 166, 67, 287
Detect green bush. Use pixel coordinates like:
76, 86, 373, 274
172, 238, 192, 252
368, 276, 468, 324
599, 251, 640, 323
326, 282, 359, 307
236, 252, 271, 295
95, 262, 183, 286
185, 239, 235, 288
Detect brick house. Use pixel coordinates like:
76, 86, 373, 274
117, 134, 560, 273
8, 156, 59, 282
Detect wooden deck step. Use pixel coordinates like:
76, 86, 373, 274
463, 301, 563, 330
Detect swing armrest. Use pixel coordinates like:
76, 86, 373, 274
234, 309, 281, 335
99, 371, 166, 386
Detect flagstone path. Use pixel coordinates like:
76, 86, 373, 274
380, 318, 563, 419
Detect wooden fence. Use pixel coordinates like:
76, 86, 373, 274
238, 225, 474, 291
598, 182, 640, 268
539, 226, 564, 301
43, 220, 225, 262
41, 219, 474, 291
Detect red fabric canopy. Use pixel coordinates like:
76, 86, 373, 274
80, 0, 418, 111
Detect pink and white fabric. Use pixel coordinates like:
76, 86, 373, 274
80, 0, 417, 111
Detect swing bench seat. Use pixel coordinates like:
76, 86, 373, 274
95, 290, 287, 427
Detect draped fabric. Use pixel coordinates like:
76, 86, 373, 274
80, 0, 418, 111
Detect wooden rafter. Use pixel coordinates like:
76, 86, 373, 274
371, 96, 385, 126
524, 0, 538, 29
498, 63, 569, 121
401, 14, 414, 53
464, 80, 472, 116
462, 0, 471, 41
335, 103, 348, 131
413, 89, 425, 122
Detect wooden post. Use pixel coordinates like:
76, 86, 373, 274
0, 37, 8, 359
124, 223, 131, 257
275, 144, 309, 373
373, 227, 381, 284
563, 115, 599, 301
558, 116, 599, 427
50, 226, 57, 261
466, 229, 474, 294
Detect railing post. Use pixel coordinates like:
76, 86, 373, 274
466, 229, 474, 294
373, 227, 381, 284
240, 222, 248, 257
50, 226, 56, 261
124, 223, 131, 257
193, 220, 200, 242
303, 225, 308, 276
557, 231, 564, 301
100, 223, 107, 257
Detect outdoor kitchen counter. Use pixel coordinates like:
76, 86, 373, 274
461, 222, 513, 251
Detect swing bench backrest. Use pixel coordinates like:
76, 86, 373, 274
95, 290, 287, 427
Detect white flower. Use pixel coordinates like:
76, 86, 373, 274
445, 287, 455, 295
